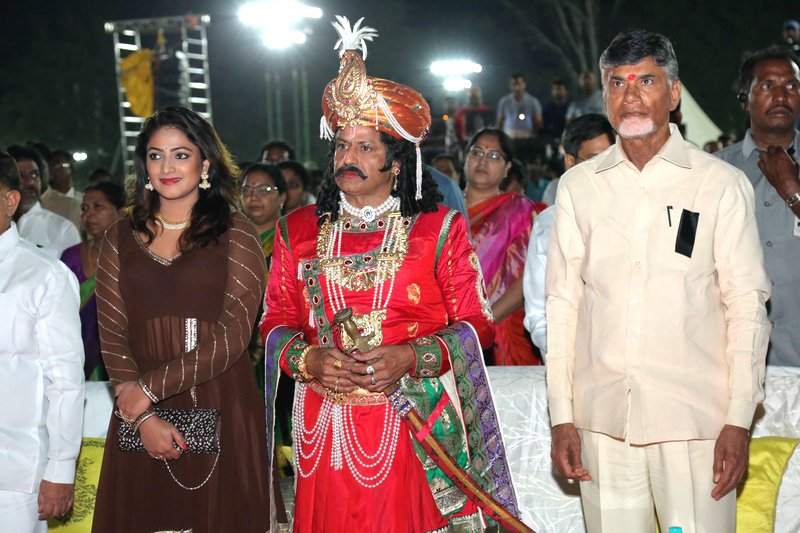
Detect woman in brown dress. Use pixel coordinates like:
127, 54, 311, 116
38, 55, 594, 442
92, 106, 271, 532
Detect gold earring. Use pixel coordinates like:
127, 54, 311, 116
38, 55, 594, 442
145, 177, 154, 191
199, 170, 211, 190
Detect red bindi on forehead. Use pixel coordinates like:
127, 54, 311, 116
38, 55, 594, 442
627, 74, 636, 81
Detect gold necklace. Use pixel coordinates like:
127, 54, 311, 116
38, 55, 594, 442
317, 212, 409, 292
155, 212, 190, 230
315, 211, 409, 353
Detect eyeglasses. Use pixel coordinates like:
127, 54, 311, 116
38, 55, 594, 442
468, 147, 506, 162
241, 185, 279, 197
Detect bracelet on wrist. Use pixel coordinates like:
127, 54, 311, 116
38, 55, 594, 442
785, 192, 800, 208
114, 407, 156, 433
114, 408, 136, 427
297, 344, 317, 381
131, 409, 157, 433
138, 378, 159, 403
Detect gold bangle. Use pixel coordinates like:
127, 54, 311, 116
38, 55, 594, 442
131, 409, 157, 433
297, 344, 317, 381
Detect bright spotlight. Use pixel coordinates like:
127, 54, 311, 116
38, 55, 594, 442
239, 1, 322, 27
299, 4, 322, 18
430, 60, 482, 77
443, 77, 472, 92
262, 29, 308, 49
72, 152, 88, 162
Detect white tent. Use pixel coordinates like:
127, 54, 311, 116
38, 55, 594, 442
679, 85, 722, 148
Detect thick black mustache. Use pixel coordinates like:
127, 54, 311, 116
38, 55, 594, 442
335, 165, 367, 180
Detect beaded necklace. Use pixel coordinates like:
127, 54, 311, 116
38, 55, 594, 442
339, 191, 400, 223
295, 198, 409, 486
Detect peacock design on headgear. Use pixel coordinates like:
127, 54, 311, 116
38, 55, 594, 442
320, 16, 430, 200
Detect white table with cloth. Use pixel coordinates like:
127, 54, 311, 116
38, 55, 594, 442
56, 367, 800, 532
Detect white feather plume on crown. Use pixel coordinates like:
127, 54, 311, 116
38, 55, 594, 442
331, 16, 378, 60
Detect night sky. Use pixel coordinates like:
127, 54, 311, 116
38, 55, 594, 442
1, 0, 797, 178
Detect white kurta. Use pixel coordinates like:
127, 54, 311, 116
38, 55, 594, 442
0, 223, 84, 495
17, 202, 80, 258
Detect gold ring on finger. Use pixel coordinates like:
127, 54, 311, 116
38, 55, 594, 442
333, 359, 343, 370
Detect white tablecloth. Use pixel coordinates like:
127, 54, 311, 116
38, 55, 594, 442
489, 366, 800, 532
84, 366, 800, 532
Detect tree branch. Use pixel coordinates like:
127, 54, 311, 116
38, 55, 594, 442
585, 0, 599, 70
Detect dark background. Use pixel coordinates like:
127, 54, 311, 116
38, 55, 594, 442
1, 0, 797, 180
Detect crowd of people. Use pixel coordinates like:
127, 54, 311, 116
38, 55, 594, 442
1, 12, 800, 533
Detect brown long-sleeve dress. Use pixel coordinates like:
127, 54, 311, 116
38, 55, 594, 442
92, 213, 271, 533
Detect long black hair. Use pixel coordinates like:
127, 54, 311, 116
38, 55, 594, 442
128, 106, 239, 251
315, 131, 442, 225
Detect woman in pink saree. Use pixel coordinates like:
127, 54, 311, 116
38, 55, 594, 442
464, 128, 541, 365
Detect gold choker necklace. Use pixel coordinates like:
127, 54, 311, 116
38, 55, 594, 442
155, 212, 190, 230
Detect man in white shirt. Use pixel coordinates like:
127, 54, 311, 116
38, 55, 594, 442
522, 113, 614, 356
547, 30, 770, 532
7, 145, 80, 256
496, 73, 544, 139
0, 151, 85, 532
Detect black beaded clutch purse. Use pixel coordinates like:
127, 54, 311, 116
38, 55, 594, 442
114, 318, 222, 490
117, 407, 221, 454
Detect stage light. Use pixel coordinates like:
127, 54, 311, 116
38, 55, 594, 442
430, 60, 482, 77
261, 29, 308, 49
239, 1, 321, 49
239, 1, 322, 28
73, 152, 88, 162
443, 77, 472, 92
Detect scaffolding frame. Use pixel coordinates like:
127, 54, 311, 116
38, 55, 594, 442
105, 14, 212, 176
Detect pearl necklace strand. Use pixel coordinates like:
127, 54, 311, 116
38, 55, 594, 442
293, 385, 401, 487
339, 191, 400, 223
323, 213, 405, 317
294, 201, 408, 487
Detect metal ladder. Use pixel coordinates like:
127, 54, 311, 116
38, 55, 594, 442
104, 15, 212, 177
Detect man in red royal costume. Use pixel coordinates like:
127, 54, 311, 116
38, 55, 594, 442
260, 15, 520, 533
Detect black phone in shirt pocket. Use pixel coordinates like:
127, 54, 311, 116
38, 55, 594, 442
675, 209, 699, 258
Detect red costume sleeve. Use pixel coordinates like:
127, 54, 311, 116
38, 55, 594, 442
259, 217, 308, 378
436, 213, 495, 348
409, 211, 496, 378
